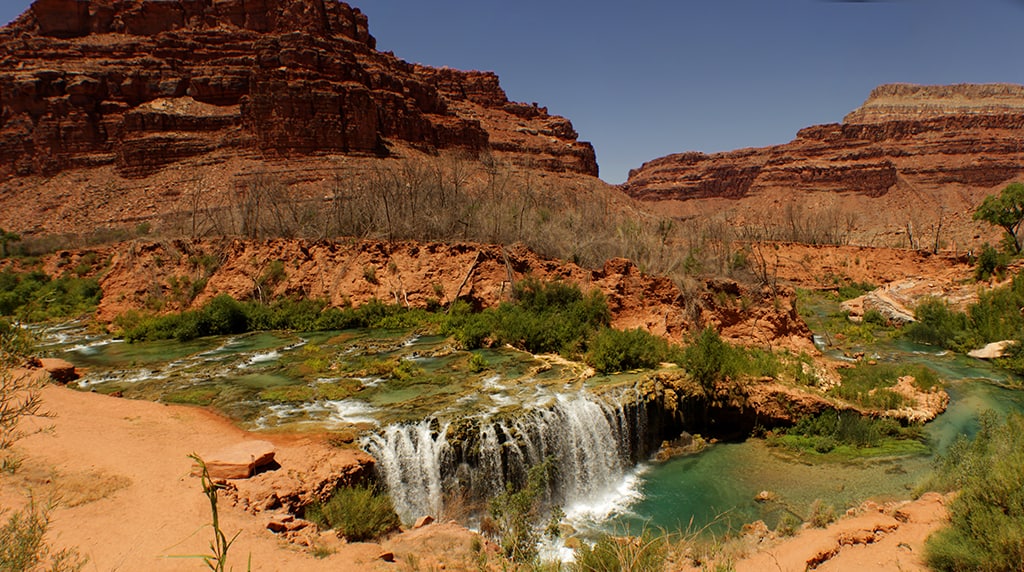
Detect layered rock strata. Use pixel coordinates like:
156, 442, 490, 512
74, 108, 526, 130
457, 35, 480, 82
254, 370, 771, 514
0, 0, 596, 180
623, 83, 1024, 248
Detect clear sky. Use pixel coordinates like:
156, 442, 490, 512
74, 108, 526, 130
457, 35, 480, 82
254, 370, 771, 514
3, 0, 1023, 183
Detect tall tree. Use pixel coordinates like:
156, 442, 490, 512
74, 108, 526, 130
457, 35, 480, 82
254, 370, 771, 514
973, 182, 1024, 254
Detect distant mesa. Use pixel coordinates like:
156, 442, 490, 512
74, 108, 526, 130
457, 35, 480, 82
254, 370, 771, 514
621, 82, 1024, 247
0, 0, 597, 180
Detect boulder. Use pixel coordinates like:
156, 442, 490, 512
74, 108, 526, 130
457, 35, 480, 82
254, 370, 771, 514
195, 440, 276, 479
413, 515, 434, 529
968, 340, 1018, 360
38, 357, 79, 383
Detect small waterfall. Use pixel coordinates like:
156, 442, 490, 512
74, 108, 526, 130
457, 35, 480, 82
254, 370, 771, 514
362, 420, 452, 519
362, 392, 658, 523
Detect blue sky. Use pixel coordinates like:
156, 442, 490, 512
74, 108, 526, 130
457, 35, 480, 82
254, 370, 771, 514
3, 0, 1023, 183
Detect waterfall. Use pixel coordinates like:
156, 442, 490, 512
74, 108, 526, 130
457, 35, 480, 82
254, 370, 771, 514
362, 392, 655, 523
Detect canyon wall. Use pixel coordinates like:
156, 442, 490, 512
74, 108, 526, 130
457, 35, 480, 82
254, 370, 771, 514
0, 0, 598, 235
622, 83, 1024, 248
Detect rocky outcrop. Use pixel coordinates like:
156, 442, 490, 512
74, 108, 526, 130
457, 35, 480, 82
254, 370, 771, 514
0, 0, 595, 183
623, 84, 1024, 248
86, 237, 810, 349
968, 340, 1018, 360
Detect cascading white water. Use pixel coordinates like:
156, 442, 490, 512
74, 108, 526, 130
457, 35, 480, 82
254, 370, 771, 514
362, 392, 651, 523
362, 419, 452, 520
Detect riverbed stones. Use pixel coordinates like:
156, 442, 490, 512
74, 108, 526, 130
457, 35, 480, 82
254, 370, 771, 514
195, 440, 276, 479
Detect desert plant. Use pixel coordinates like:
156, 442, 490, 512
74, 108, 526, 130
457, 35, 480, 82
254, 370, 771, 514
0, 228, 20, 258
807, 499, 836, 528
775, 513, 801, 537
925, 412, 1024, 571
487, 458, 560, 563
0, 499, 86, 572
679, 327, 734, 392
0, 325, 47, 473
304, 485, 400, 542
585, 327, 672, 374
572, 531, 667, 572
974, 243, 1010, 281
186, 454, 248, 572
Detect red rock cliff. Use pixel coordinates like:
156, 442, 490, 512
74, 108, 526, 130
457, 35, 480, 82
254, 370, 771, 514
621, 83, 1024, 247
0, 0, 596, 179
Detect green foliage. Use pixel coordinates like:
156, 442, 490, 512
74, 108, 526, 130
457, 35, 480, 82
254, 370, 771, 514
1, 325, 43, 473
120, 295, 439, 342
771, 410, 924, 457
0, 270, 101, 321
489, 278, 610, 355
0, 229, 21, 258
572, 531, 667, 572
441, 278, 610, 358
304, 485, 400, 542
164, 387, 220, 406
807, 499, 836, 528
467, 352, 489, 373
0, 500, 86, 572
487, 457, 558, 563
679, 327, 735, 391
440, 300, 494, 350
974, 243, 1010, 281
905, 274, 1024, 365
586, 327, 672, 374
924, 412, 1024, 571
836, 280, 876, 301
973, 182, 1024, 254
828, 362, 941, 409
775, 514, 801, 537
362, 265, 378, 285
905, 298, 974, 350
862, 309, 888, 327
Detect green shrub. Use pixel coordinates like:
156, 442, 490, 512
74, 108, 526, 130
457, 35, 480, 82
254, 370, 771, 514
775, 513, 801, 537
586, 327, 671, 374
572, 531, 666, 572
905, 298, 974, 350
679, 327, 735, 391
925, 412, 1024, 571
807, 499, 836, 528
827, 362, 938, 409
770, 410, 925, 458
862, 309, 888, 326
304, 485, 400, 542
487, 458, 559, 563
467, 352, 489, 373
974, 243, 1009, 281
0, 269, 101, 321
440, 278, 609, 357
905, 273, 1024, 355
836, 281, 876, 301
0, 500, 86, 572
